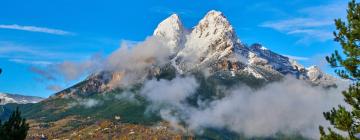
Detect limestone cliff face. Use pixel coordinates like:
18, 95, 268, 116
54, 10, 338, 98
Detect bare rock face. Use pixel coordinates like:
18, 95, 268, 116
171, 10, 249, 73
155, 10, 337, 85
304, 66, 337, 87
153, 14, 186, 55
54, 10, 338, 98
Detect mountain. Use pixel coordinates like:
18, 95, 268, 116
54, 10, 336, 98
168, 10, 336, 86
4, 10, 339, 139
0, 92, 44, 105
153, 14, 187, 55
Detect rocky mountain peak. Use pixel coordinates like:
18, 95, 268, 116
191, 10, 236, 41
153, 14, 183, 35
172, 10, 243, 71
306, 66, 322, 80
153, 14, 186, 54
250, 43, 268, 51
303, 65, 337, 87
249, 43, 295, 74
52, 10, 339, 98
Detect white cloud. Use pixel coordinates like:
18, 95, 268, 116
0, 44, 56, 63
32, 36, 171, 84
55, 55, 104, 81
114, 91, 140, 103
260, 18, 333, 43
299, 1, 347, 19
185, 77, 347, 138
0, 44, 40, 54
0, 41, 89, 66
0, 24, 73, 35
141, 75, 347, 139
287, 29, 333, 44
9, 58, 52, 66
283, 54, 309, 61
140, 76, 200, 131
69, 98, 103, 108
46, 85, 63, 92
141, 76, 199, 106
260, 1, 347, 44
261, 18, 332, 31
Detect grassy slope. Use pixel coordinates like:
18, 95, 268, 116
0, 67, 309, 139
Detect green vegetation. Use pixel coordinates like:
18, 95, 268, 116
0, 64, 296, 139
0, 85, 160, 125
320, 0, 360, 139
6, 90, 161, 125
196, 128, 308, 140
0, 107, 29, 140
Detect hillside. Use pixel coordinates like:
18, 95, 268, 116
0, 93, 43, 105
0, 10, 342, 140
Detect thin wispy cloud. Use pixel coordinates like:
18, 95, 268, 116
46, 85, 63, 92
30, 67, 57, 81
261, 18, 332, 31
0, 43, 39, 54
299, 1, 347, 18
0, 24, 73, 35
283, 54, 309, 61
0, 41, 88, 63
261, 19, 333, 44
8, 58, 52, 66
287, 29, 333, 44
260, 1, 347, 44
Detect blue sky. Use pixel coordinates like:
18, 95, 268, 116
0, 0, 349, 97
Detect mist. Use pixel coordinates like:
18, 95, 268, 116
30, 34, 348, 139
104, 36, 171, 86
140, 75, 347, 139
33, 36, 171, 87
68, 98, 103, 108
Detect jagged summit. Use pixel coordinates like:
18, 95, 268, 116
190, 10, 238, 47
249, 43, 295, 74
193, 10, 235, 39
250, 43, 268, 51
168, 10, 246, 73
153, 14, 186, 54
153, 14, 182, 35
54, 10, 338, 98
201, 10, 229, 25
151, 10, 337, 86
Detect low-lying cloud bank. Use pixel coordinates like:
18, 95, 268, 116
68, 98, 103, 108
140, 76, 346, 139
31, 36, 348, 139
33, 36, 171, 88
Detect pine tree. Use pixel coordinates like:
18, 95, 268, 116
320, 0, 360, 139
0, 107, 30, 140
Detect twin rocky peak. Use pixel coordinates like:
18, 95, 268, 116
55, 10, 336, 98
152, 10, 334, 85
154, 10, 237, 55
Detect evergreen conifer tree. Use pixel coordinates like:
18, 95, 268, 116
320, 0, 360, 139
0, 107, 29, 140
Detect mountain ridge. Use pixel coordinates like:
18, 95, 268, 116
0, 10, 343, 140
53, 10, 337, 98
167, 11, 336, 85
0, 92, 44, 105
